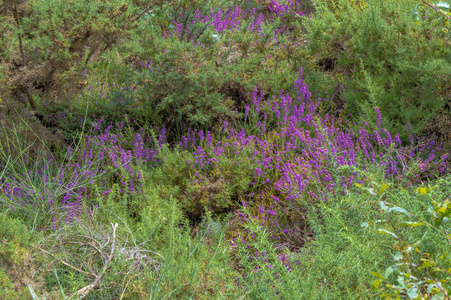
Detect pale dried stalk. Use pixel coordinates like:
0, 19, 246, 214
69, 222, 119, 299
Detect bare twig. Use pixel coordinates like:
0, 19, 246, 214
35, 246, 97, 278
71, 223, 119, 299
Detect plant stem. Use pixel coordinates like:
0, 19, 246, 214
422, 0, 451, 20
13, 0, 24, 61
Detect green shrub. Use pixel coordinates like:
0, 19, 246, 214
0, 0, 159, 110
135, 192, 240, 298
315, 0, 368, 17
83, 5, 323, 142
305, 0, 451, 142
0, 212, 43, 299
366, 178, 451, 299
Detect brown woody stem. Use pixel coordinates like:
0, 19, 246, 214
13, 0, 24, 60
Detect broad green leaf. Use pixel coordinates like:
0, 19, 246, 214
378, 229, 398, 239
380, 201, 390, 212
388, 206, 411, 217
407, 286, 419, 299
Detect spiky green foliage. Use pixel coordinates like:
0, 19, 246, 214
306, 0, 451, 141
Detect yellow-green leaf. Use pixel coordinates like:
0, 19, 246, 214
421, 260, 436, 268
400, 221, 423, 227
379, 183, 391, 195
371, 271, 386, 280
416, 187, 429, 195
371, 279, 382, 291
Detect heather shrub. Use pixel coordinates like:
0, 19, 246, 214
95, 2, 322, 142
140, 66, 448, 256
0, 117, 162, 230
229, 163, 394, 298
305, 0, 451, 144
232, 215, 303, 298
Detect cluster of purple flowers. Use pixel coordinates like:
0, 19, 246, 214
175, 67, 447, 249
164, 1, 312, 42
0, 119, 165, 229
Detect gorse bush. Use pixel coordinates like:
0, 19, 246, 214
0, 212, 47, 299
0, 0, 171, 110
305, 0, 451, 144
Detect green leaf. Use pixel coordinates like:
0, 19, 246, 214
371, 279, 382, 291
421, 260, 436, 268
367, 187, 377, 196
380, 201, 390, 212
416, 187, 430, 195
412, 4, 423, 24
385, 265, 396, 278
371, 271, 386, 280
393, 251, 403, 261
379, 183, 391, 195
388, 206, 411, 217
432, 293, 446, 300
378, 229, 398, 239
400, 221, 423, 227
407, 286, 419, 299
436, 1, 451, 10
397, 276, 406, 289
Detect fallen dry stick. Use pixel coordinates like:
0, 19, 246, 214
70, 222, 119, 299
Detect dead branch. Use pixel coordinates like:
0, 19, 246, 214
35, 246, 97, 278
70, 222, 119, 299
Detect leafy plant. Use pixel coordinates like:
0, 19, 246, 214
412, 1, 451, 33
364, 179, 451, 299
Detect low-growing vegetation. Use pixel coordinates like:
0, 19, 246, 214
0, 0, 450, 298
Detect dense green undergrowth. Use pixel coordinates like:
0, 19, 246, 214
0, 0, 450, 299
